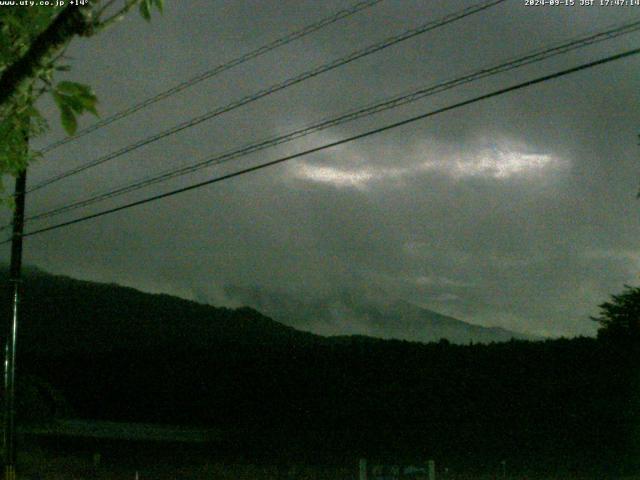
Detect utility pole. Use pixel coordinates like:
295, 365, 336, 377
3, 167, 27, 480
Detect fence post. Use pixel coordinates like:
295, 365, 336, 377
359, 458, 367, 480
427, 460, 435, 480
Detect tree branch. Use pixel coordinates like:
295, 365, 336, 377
95, 0, 142, 32
0, 5, 94, 109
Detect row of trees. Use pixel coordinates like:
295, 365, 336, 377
593, 284, 640, 343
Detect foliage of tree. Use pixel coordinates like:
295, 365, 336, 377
0, 0, 163, 198
592, 284, 640, 343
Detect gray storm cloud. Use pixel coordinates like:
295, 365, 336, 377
6, 0, 640, 338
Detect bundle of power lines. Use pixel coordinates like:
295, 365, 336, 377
5, 0, 640, 242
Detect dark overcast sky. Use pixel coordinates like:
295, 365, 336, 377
4, 0, 640, 338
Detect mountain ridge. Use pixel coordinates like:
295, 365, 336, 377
1, 267, 537, 353
0, 267, 320, 355
223, 285, 538, 344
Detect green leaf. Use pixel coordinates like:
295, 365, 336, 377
56, 81, 92, 97
24, 105, 39, 118
78, 95, 99, 117
63, 94, 86, 114
60, 105, 77, 135
53, 82, 98, 118
51, 91, 65, 111
153, 0, 164, 13
52, 91, 81, 115
139, 0, 152, 21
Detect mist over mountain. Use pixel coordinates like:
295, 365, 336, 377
223, 285, 539, 344
2, 266, 537, 353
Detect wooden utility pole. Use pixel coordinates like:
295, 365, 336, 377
4, 168, 27, 480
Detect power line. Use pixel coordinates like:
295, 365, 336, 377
10, 46, 640, 243
27, 0, 506, 194
19, 18, 640, 225
25, 19, 640, 222
39, 0, 386, 154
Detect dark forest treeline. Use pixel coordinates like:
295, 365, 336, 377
19, 338, 640, 474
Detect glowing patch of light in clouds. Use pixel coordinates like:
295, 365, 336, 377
290, 138, 564, 188
421, 141, 560, 179
294, 164, 375, 188
449, 153, 553, 178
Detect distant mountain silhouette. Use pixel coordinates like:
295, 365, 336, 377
224, 285, 538, 343
0, 267, 320, 355
0, 267, 536, 355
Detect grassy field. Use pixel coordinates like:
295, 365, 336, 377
14, 453, 640, 480
12, 445, 640, 480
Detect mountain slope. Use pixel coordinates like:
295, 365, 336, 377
1, 268, 536, 355
0, 267, 320, 355
224, 285, 537, 343
360, 300, 537, 343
